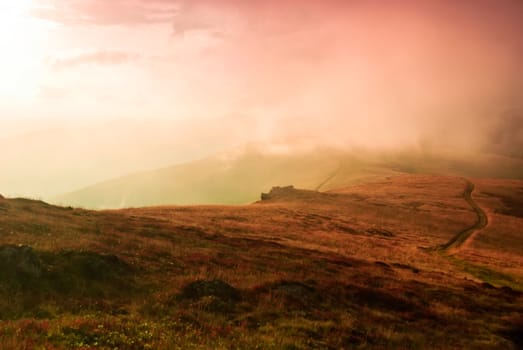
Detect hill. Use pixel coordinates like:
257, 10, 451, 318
53, 147, 523, 209
1, 174, 522, 349
0, 118, 240, 199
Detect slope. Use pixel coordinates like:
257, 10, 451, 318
53, 147, 523, 209
1, 174, 522, 349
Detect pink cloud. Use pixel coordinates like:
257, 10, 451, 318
38, 85, 70, 99
32, 0, 177, 26
28, 0, 523, 150
50, 51, 141, 69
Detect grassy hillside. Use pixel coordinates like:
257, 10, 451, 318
53, 149, 353, 209
53, 147, 523, 209
2, 175, 522, 349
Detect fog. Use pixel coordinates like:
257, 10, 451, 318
0, 0, 522, 199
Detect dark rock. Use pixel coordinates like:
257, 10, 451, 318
179, 279, 240, 301
366, 228, 395, 237
481, 282, 496, 290
252, 281, 319, 311
261, 185, 295, 201
49, 250, 133, 281
352, 286, 418, 313
0, 245, 43, 279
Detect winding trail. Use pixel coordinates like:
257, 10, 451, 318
315, 165, 342, 192
439, 180, 488, 252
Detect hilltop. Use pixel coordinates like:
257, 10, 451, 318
1, 174, 522, 349
53, 147, 523, 209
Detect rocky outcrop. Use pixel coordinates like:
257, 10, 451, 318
260, 185, 295, 201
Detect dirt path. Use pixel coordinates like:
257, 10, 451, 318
439, 180, 488, 252
315, 165, 342, 192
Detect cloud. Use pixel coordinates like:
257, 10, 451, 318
30, 0, 347, 35
38, 85, 70, 99
486, 109, 523, 158
27, 0, 523, 155
49, 51, 141, 69
32, 0, 177, 26
168, 0, 342, 38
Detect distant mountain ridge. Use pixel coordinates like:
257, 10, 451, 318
52, 147, 523, 209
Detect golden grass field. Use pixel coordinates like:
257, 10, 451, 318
0, 174, 522, 349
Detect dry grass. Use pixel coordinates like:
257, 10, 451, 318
0, 174, 522, 349
455, 178, 523, 279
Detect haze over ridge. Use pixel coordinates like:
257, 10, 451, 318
0, 0, 522, 199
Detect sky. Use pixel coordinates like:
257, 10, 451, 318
0, 0, 522, 198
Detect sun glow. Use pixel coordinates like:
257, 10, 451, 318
0, 0, 48, 98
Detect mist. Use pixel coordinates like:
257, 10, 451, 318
1, 0, 522, 199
